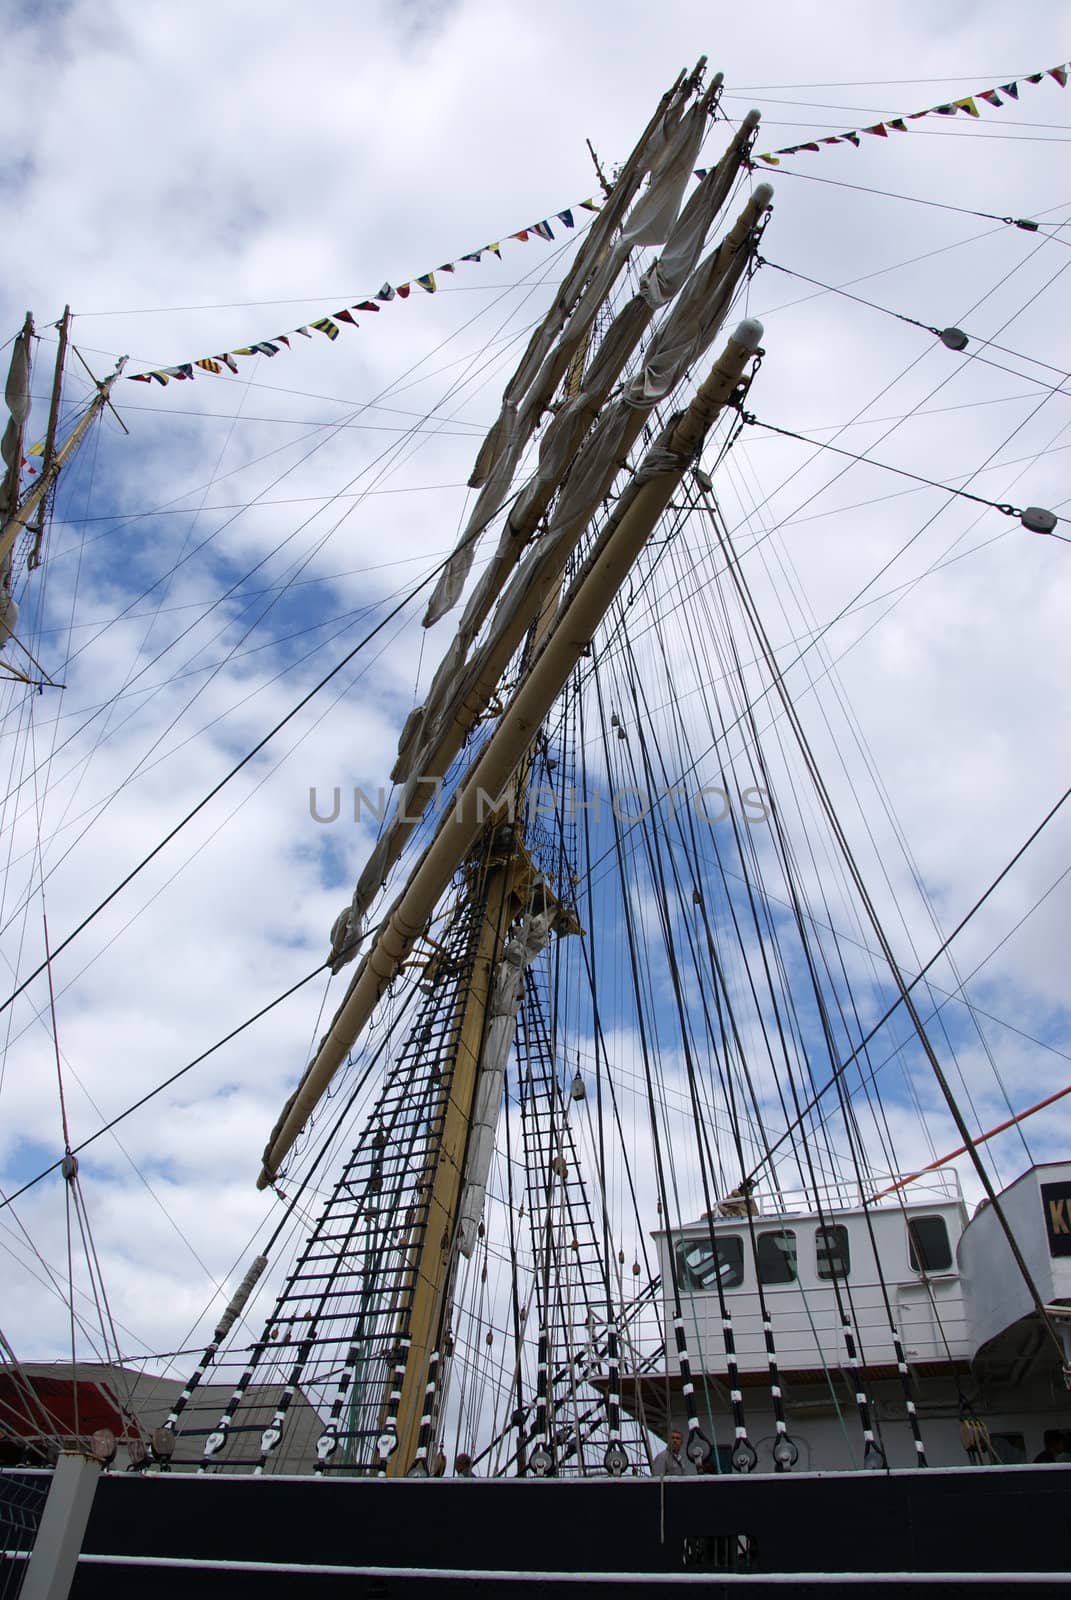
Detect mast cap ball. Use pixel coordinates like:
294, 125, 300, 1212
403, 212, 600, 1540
734, 318, 765, 353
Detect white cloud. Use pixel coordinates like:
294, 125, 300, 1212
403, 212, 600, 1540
1, 0, 1069, 1469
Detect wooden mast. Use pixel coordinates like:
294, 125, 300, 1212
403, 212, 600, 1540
26, 306, 71, 571
386, 843, 528, 1475
386, 351, 594, 1471
0, 349, 127, 575
242, 63, 768, 1478
258, 319, 765, 1191
381, 321, 765, 1471
0, 314, 122, 684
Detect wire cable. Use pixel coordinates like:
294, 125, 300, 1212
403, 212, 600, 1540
0, 961, 326, 1212
0, 512, 496, 1021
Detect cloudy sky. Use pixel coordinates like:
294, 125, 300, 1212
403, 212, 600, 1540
1, 0, 1069, 1432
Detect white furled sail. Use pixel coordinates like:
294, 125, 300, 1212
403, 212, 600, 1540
457, 906, 555, 1258
421, 78, 720, 629
263, 314, 765, 1186
326, 129, 768, 973
0, 320, 32, 637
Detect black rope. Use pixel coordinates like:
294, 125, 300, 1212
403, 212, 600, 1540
708, 498, 1069, 1368
588, 647, 716, 1471
741, 413, 1065, 523
749, 780, 1071, 1184
0, 962, 326, 1211
744, 161, 1046, 229
706, 583, 891, 1465
0, 518, 503, 1023
614, 637, 765, 1470
758, 254, 1071, 397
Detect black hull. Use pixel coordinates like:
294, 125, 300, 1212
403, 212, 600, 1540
21, 1463, 1071, 1596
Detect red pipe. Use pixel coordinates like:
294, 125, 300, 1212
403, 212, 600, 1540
871, 1081, 1071, 1201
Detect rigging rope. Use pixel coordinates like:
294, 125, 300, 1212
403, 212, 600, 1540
0, 494, 520, 1024
750, 781, 1071, 1180
707, 495, 1069, 1365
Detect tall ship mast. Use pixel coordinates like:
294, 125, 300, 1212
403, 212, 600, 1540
3, 44, 1071, 1595
162, 58, 780, 1480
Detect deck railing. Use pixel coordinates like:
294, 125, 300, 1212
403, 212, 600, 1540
732, 1168, 964, 1220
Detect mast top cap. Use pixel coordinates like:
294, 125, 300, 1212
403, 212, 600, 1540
733, 319, 764, 353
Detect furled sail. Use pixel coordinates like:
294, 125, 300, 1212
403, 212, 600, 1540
0, 335, 126, 655
421, 73, 720, 629
327, 170, 770, 973
262, 314, 765, 1187
0, 324, 32, 504
0, 320, 33, 643
456, 905, 555, 1258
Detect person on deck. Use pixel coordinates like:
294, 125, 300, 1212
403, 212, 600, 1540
1034, 1429, 1068, 1462
454, 1452, 476, 1476
651, 1429, 689, 1476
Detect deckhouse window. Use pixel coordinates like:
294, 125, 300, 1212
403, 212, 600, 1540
815, 1224, 850, 1280
676, 1235, 744, 1292
907, 1215, 952, 1273
757, 1230, 797, 1285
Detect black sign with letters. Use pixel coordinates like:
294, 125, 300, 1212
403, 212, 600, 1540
1041, 1181, 1071, 1257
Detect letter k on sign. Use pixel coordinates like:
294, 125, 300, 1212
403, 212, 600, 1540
1041, 1182, 1071, 1256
